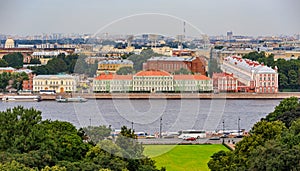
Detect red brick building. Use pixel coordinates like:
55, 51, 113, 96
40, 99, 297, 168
22, 73, 34, 90
143, 56, 206, 75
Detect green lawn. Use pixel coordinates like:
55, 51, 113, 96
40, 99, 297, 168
144, 144, 228, 171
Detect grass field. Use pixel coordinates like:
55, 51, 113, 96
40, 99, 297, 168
144, 144, 228, 171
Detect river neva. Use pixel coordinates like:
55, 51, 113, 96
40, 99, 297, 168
0, 99, 280, 133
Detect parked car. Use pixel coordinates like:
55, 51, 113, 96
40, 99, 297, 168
184, 137, 197, 141
146, 135, 156, 139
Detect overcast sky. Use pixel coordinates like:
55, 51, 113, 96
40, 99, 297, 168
0, 0, 299, 37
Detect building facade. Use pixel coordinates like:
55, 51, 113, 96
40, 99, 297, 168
22, 73, 34, 91
132, 70, 174, 92
93, 70, 213, 93
173, 75, 213, 92
93, 74, 132, 92
97, 59, 134, 75
143, 56, 206, 75
221, 56, 278, 93
212, 72, 238, 93
33, 75, 76, 93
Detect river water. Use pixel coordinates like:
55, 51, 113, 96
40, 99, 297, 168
0, 99, 281, 133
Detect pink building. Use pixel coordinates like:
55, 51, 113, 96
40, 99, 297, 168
212, 72, 238, 93
221, 56, 278, 93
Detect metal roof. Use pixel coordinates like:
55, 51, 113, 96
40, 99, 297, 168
98, 59, 133, 65
148, 56, 195, 62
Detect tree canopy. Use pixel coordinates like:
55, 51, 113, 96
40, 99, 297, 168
116, 66, 135, 75
0, 59, 8, 67
2, 52, 24, 69
127, 49, 164, 71
208, 97, 300, 170
0, 106, 164, 171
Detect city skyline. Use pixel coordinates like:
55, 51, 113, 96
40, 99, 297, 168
0, 0, 300, 37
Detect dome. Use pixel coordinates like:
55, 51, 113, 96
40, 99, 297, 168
5, 38, 15, 48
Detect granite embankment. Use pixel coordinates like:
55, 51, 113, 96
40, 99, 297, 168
36, 92, 300, 100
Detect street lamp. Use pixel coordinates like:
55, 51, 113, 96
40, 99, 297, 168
238, 117, 241, 136
131, 121, 134, 131
159, 117, 162, 139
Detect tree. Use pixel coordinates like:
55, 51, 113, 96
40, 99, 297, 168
208, 97, 300, 171
29, 58, 41, 64
73, 57, 89, 74
116, 66, 134, 75
3, 52, 24, 68
266, 96, 299, 122
208, 58, 221, 77
278, 73, 288, 90
288, 69, 298, 88
128, 49, 164, 71
0, 160, 33, 171
0, 59, 8, 67
82, 125, 111, 144
46, 58, 67, 74
0, 106, 163, 171
0, 72, 11, 91
0, 106, 42, 151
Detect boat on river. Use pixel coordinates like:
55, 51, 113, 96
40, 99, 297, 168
56, 96, 88, 103
2, 95, 41, 102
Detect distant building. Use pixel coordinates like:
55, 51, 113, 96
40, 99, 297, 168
33, 75, 76, 93
132, 70, 174, 92
97, 59, 134, 75
4, 38, 15, 48
143, 56, 206, 75
172, 49, 196, 57
212, 72, 238, 93
0, 67, 15, 73
93, 70, 212, 93
93, 74, 132, 92
22, 73, 35, 91
173, 75, 212, 92
227, 31, 233, 41
221, 56, 278, 93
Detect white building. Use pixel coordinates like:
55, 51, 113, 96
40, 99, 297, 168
93, 70, 213, 93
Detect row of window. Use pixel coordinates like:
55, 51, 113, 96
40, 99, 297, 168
34, 80, 74, 86
133, 81, 173, 86
133, 77, 173, 80
94, 85, 213, 91
259, 82, 275, 86
33, 86, 74, 91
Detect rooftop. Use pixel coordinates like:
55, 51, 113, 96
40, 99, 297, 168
148, 56, 195, 62
0, 67, 15, 71
98, 59, 133, 65
223, 56, 277, 74
173, 75, 211, 80
34, 75, 75, 79
94, 74, 132, 80
135, 70, 171, 77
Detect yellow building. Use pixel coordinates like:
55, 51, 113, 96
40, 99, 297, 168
33, 75, 76, 93
97, 59, 133, 75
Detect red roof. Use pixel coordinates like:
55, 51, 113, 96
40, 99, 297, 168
94, 74, 132, 80
135, 70, 171, 76
173, 75, 210, 80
